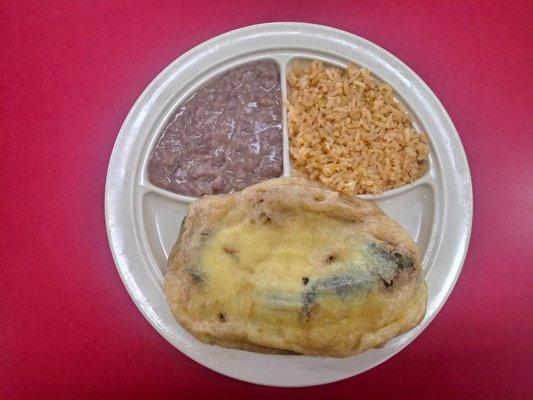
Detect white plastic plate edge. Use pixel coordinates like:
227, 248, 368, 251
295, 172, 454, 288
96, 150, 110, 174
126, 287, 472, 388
105, 23, 473, 387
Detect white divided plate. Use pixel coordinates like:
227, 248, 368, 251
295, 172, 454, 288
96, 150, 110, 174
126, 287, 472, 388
105, 23, 472, 387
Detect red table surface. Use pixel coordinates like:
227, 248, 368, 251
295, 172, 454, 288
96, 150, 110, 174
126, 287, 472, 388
1, 1, 532, 399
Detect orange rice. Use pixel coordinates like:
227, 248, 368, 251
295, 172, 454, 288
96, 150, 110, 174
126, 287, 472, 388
287, 60, 429, 195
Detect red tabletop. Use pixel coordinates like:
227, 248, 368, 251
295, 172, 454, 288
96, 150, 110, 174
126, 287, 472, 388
1, 1, 532, 399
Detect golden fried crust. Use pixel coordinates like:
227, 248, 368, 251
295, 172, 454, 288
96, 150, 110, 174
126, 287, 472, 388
164, 177, 427, 357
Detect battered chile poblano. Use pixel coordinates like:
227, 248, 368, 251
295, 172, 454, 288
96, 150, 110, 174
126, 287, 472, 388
164, 178, 427, 357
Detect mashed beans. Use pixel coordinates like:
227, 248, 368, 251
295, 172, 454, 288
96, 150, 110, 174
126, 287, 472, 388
148, 61, 283, 197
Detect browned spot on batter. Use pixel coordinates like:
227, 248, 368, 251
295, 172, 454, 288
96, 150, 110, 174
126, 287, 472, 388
187, 267, 203, 284
326, 254, 338, 263
381, 278, 393, 289
223, 246, 238, 255
313, 193, 326, 202
258, 212, 272, 224
301, 302, 320, 324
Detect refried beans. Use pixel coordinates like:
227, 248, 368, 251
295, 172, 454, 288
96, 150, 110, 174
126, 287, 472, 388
148, 61, 283, 197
